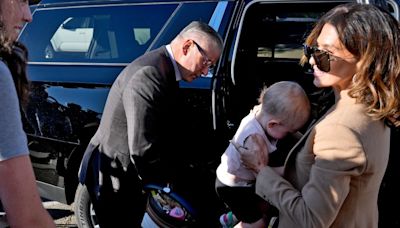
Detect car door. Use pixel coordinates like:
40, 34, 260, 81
213, 0, 357, 141
213, 0, 400, 227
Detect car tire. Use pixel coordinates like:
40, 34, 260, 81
74, 183, 97, 228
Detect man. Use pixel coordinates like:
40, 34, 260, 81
79, 21, 223, 227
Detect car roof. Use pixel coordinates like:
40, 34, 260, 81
32, 0, 389, 9
32, 0, 237, 10
36, 0, 231, 5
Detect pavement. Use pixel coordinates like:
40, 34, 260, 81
0, 200, 77, 228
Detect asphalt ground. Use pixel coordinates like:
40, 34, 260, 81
0, 200, 77, 228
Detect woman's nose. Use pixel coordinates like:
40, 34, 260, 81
22, 4, 33, 23
309, 55, 316, 67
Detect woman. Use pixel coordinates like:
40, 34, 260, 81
236, 3, 400, 227
0, 0, 55, 227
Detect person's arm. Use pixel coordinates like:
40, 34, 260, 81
255, 123, 367, 227
0, 62, 55, 227
122, 65, 172, 182
0, 156, 55, 228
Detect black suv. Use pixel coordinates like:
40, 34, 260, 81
20, 0, 400, 227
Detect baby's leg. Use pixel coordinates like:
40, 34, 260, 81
234, 218, 266, 228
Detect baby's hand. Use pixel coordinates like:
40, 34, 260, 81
251, 104, 262, 114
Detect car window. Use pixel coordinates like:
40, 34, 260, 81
20, 3, 178, 63
255, 14, 318, 59
233, 2, 345, 86
150, 2, 231, 50
235, 3, 333, 63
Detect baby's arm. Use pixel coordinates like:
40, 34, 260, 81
272, 166, 284, 176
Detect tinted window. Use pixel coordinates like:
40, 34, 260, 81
20, 3, 177, 63
151, 2, 226, 49
239, 4, 329, 60
234, 2, 346, 72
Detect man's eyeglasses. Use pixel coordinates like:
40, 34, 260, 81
192, 40, 215, 70
303, 44, 340, 72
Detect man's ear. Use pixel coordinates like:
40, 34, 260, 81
182, 39, 192, 56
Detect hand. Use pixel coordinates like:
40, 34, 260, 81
251, 104, 262, 114
230, 134, 269, 174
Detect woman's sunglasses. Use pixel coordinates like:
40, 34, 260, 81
303, 44, 339, 72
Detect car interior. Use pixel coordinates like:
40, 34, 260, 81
229, 2, 338, 137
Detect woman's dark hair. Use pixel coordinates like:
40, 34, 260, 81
0, 41, 30, 107
0, 1, 30, 107
0, 13, 30, 107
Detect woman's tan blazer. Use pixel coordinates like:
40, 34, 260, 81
256, 89, 390, 228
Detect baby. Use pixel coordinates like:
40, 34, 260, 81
216, 81, 311, 228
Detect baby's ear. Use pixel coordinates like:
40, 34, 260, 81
244, 134, 268, 152
267, 119, 280, 129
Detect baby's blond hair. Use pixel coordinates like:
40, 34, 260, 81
259, 81, 311, 130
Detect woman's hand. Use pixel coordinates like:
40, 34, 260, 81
231, 134, 269, 174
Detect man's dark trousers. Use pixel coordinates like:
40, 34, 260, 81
85, 150, 146, 228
